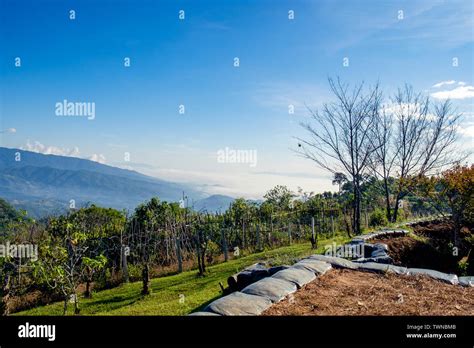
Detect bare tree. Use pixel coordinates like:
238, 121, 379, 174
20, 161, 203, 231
368, 105, 397, 222
370, 85, 462, 222
297, 77, 382, 235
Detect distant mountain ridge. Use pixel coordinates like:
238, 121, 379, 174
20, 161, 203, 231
0, 147, 235, 217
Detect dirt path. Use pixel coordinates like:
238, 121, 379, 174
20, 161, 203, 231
262, 269, 474, 316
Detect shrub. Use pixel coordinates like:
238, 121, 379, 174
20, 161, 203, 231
397, 208, 407, 221
205, 240, 221, 264
369, 209, 388, 227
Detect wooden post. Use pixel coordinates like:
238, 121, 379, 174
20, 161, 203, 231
221, 228, 228, 262
256, 224, 261, 251
365, 206, 369, 229
175, 236, 183, 273
331, 214, 335, 238
122, 245, 129, 283
18, 256, 21, 286
288, 222, 292, 245
311, 217, 316, 249
119, 230, 123, 274
321, 206, 325, 234
242, 219, 246, 250
270, 217, 274, 243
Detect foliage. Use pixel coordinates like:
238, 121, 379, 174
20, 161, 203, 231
16, 234, 350, 316
440, 164, 474, 227
369, 208, 388, 227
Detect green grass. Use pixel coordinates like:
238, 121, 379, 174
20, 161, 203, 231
16, 234, 349, 316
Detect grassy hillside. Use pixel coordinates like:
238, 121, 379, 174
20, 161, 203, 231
16, 235, 349, 316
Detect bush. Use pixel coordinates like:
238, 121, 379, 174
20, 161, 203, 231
397, 208, 407, 221
369, 209, 388, 227
127, 264, 142, 282
206, 240, 221, 264
458, 259, 469, 276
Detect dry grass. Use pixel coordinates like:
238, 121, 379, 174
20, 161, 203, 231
262, 269, 474, 316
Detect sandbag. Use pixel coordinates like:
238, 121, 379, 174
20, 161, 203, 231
355, 256, 392, 264
293, 259, 332, 275
309, 254, 360, 270
242, 277, 297, 303
268, 265, 290, 275
371, 249, 390, 258
388, 265, 409, 275
271, 267, 316, 288
354, 262, 408, 275
459, 276, 474, 287
227, 263, 270, 291
356, 262, 390, 273
205, 291, 272, 316
407, 268, 459, 285
188, 311, 221, 316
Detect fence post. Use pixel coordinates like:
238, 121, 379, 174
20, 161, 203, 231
321, 208, 325, 234
288, 222, 292, 245
175, 235, 183, 273
331, 215, 335, 239
365, 206, 369, 229
311, 217, 317, 249
221, 228, 228, 262
256, 224, 261, 251
121, 245, 129, 283
242, 220, 246, 250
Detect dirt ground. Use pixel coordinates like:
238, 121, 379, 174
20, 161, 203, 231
262, 269, 474, 316
372, 236, 459, 273
371, 220, 473, 274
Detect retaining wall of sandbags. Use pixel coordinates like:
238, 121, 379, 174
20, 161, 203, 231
190, 223, 471, 316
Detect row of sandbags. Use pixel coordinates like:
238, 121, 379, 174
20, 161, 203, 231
190, 225, 472, 316
191, 253, 472, 316
350, 229, 410, 264
190, 258, 333, 316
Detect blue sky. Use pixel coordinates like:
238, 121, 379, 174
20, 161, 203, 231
1, 0, 473, 198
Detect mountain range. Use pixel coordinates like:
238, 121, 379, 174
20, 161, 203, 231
0, 147, 235, 217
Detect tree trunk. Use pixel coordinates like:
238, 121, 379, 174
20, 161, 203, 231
85, 280, 92, 298
175, 236, 183, 273
142, 263, 150, 295
1, 273, 11, 316
383, 177, 392, 222
353, 178, 361, 235
74, 294, 80, 315
221, 229, 228, 262
392, 192, 402, 223
196, 232, 206, 276
63, 298, 68, 315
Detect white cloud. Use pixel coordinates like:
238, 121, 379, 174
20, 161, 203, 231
20, 140, 107, 164
431, 85, 474, 100
432, 80, 456, 88
0, 128, 16, 134
382, 102, 438, 120
457, 124, 474, 138
22, 140, 80, 157
89, 154, 107, 164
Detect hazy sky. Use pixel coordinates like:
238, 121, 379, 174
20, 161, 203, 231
1, 0, 473, 199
